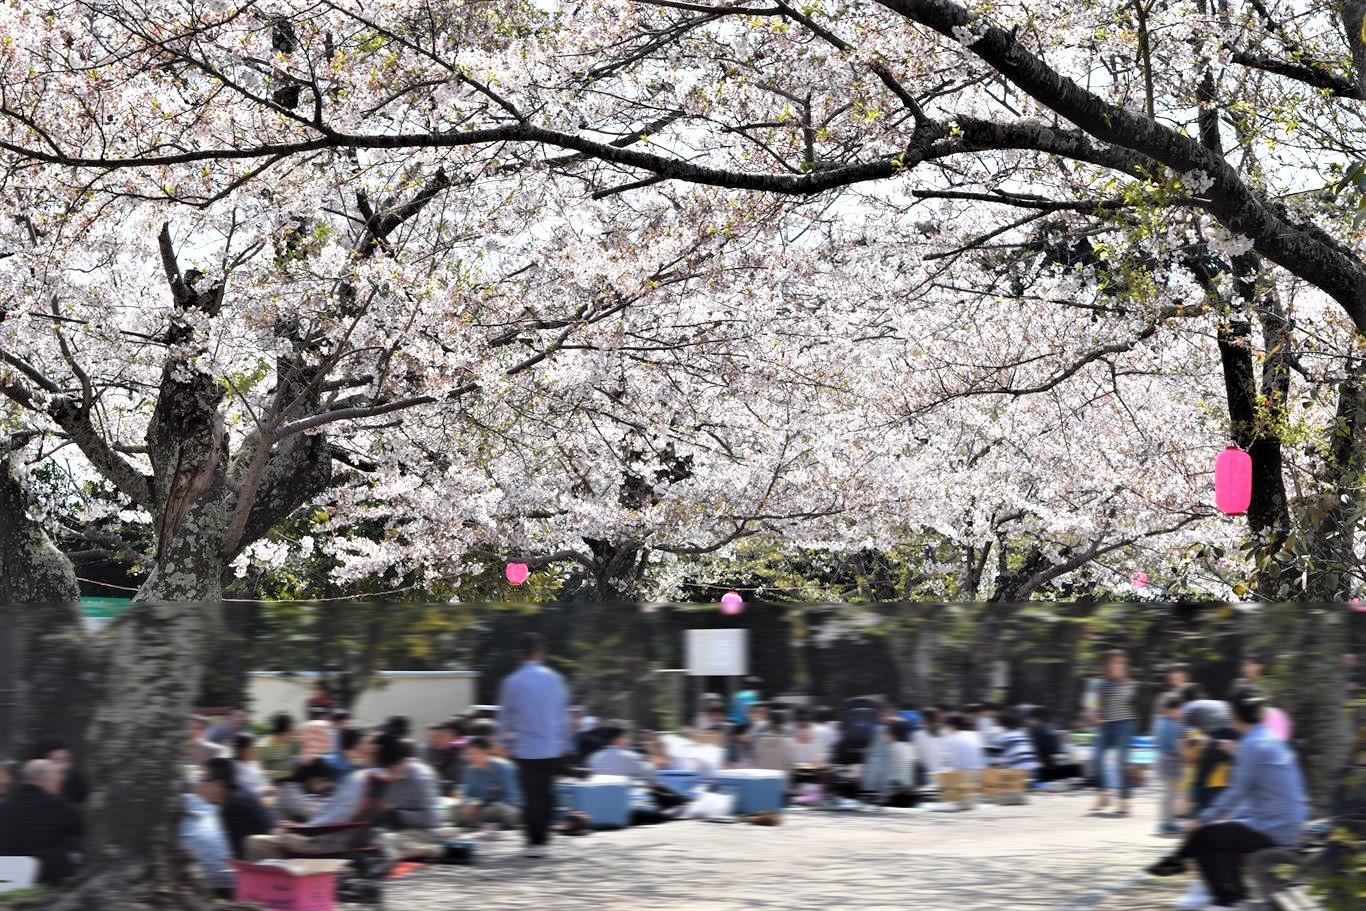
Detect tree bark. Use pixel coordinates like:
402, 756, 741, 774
1281, 609, 1349, 813
577, 540, 650, 722
0, 450, 93, 760
886, 604, 944, 706
51, 602, 219, 911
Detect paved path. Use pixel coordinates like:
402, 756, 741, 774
383, 788, 1182, 911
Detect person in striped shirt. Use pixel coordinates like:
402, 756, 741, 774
1089, 649, 1138, 816
989, 712, 1039, 772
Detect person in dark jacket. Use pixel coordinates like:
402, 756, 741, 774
0, 759, 84, 885
23, 738, 89, 806
421, 722, 462, 795
201, 758, 273, 859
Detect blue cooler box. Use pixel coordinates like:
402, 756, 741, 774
715, 769, 786, 814
657, 770, 702, 799
558, 775, 632, 829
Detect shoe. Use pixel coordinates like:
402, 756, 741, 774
522, 846, 547, 859
1175, 880, 1210, 911
1147, 855, 1188, 877
1157, 822, 1183, 837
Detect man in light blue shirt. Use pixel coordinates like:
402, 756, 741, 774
1147, 695, 1308, 909
497, 633, 570, 858
587, 726, 657, 782
181, 788, 234, 895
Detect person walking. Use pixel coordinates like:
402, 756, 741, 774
497, 633, 570, 859
1089, 649, 1138, 816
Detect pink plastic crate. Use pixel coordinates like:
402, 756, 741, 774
231, 859, 344, 911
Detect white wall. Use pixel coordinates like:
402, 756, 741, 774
247, 671, 478, 731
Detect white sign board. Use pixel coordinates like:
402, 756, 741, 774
686, 628, 748, 677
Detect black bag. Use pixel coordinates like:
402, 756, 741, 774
882, 787, 920, 808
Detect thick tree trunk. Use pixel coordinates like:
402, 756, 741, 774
886, 605, 943, 706
1281, 610, 1349, 814
52, 602, 219, 911
577, 540, 650, 722
0, 451, 93, 759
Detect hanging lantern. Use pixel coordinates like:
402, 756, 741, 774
720, 591, 745, 616
1351, 597, 1365, 613
505, 563, 530, 586
1130, 571, 1149, 589
1214, 446, 1252, 516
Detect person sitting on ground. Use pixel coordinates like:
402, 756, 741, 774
990, 711, 1039, 772
747, 702, 772, 739
878, 718, 918, 806
456, 736, 522, 830
324, 727, 367, 779
275, 758, 341, 823
698, 707, 731, 744
382, 716, 412, 739
913, 708, 945, 781
181, 776, 235, 898
422, 722, 463, 796
725, 723, 752, 768
695, 694, 725, 730
231, 732, 268, 796
640, 732, 678, 772
1179, 684, 1236, 815
23, 738, 89, 806
247, 733, 442, 860
207, 707, 249, 746
201, 757, 273, 859
811, 706, 840, 755
298, 719, 335, 764
467, 718, 507, 759
588, 725, 657, 781
304, 682, 334, 721
0, 759, 84, 886
1026, 707, 1079, 783
943, 713, 987, 772
968, 703, 1001, 741
1147, 694, 1309, 911
859, 703, 900, 797
258, 713, 298, 783
790, 719, 831, 768
751, 709, 797, 778
380, 738, 443, 832
330, 710, 352, 751
188, 715, 228, 764
730, 677, 762, 725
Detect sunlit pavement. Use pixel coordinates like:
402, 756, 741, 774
382, 787, 1178, 911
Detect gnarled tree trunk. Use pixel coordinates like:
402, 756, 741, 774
0, 450, 93, 760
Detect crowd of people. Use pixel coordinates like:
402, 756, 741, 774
0, 638, 1344, 911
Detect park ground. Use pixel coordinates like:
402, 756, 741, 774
383, 786, 1190, 911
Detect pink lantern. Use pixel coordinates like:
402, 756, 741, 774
505, 563, 530, 586
1352, 598, 1365, 613
720, 591, 745, 616
1130, 571, 1149, 589
1214, 446, 1253, 515
1264, 707, 1291, 742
